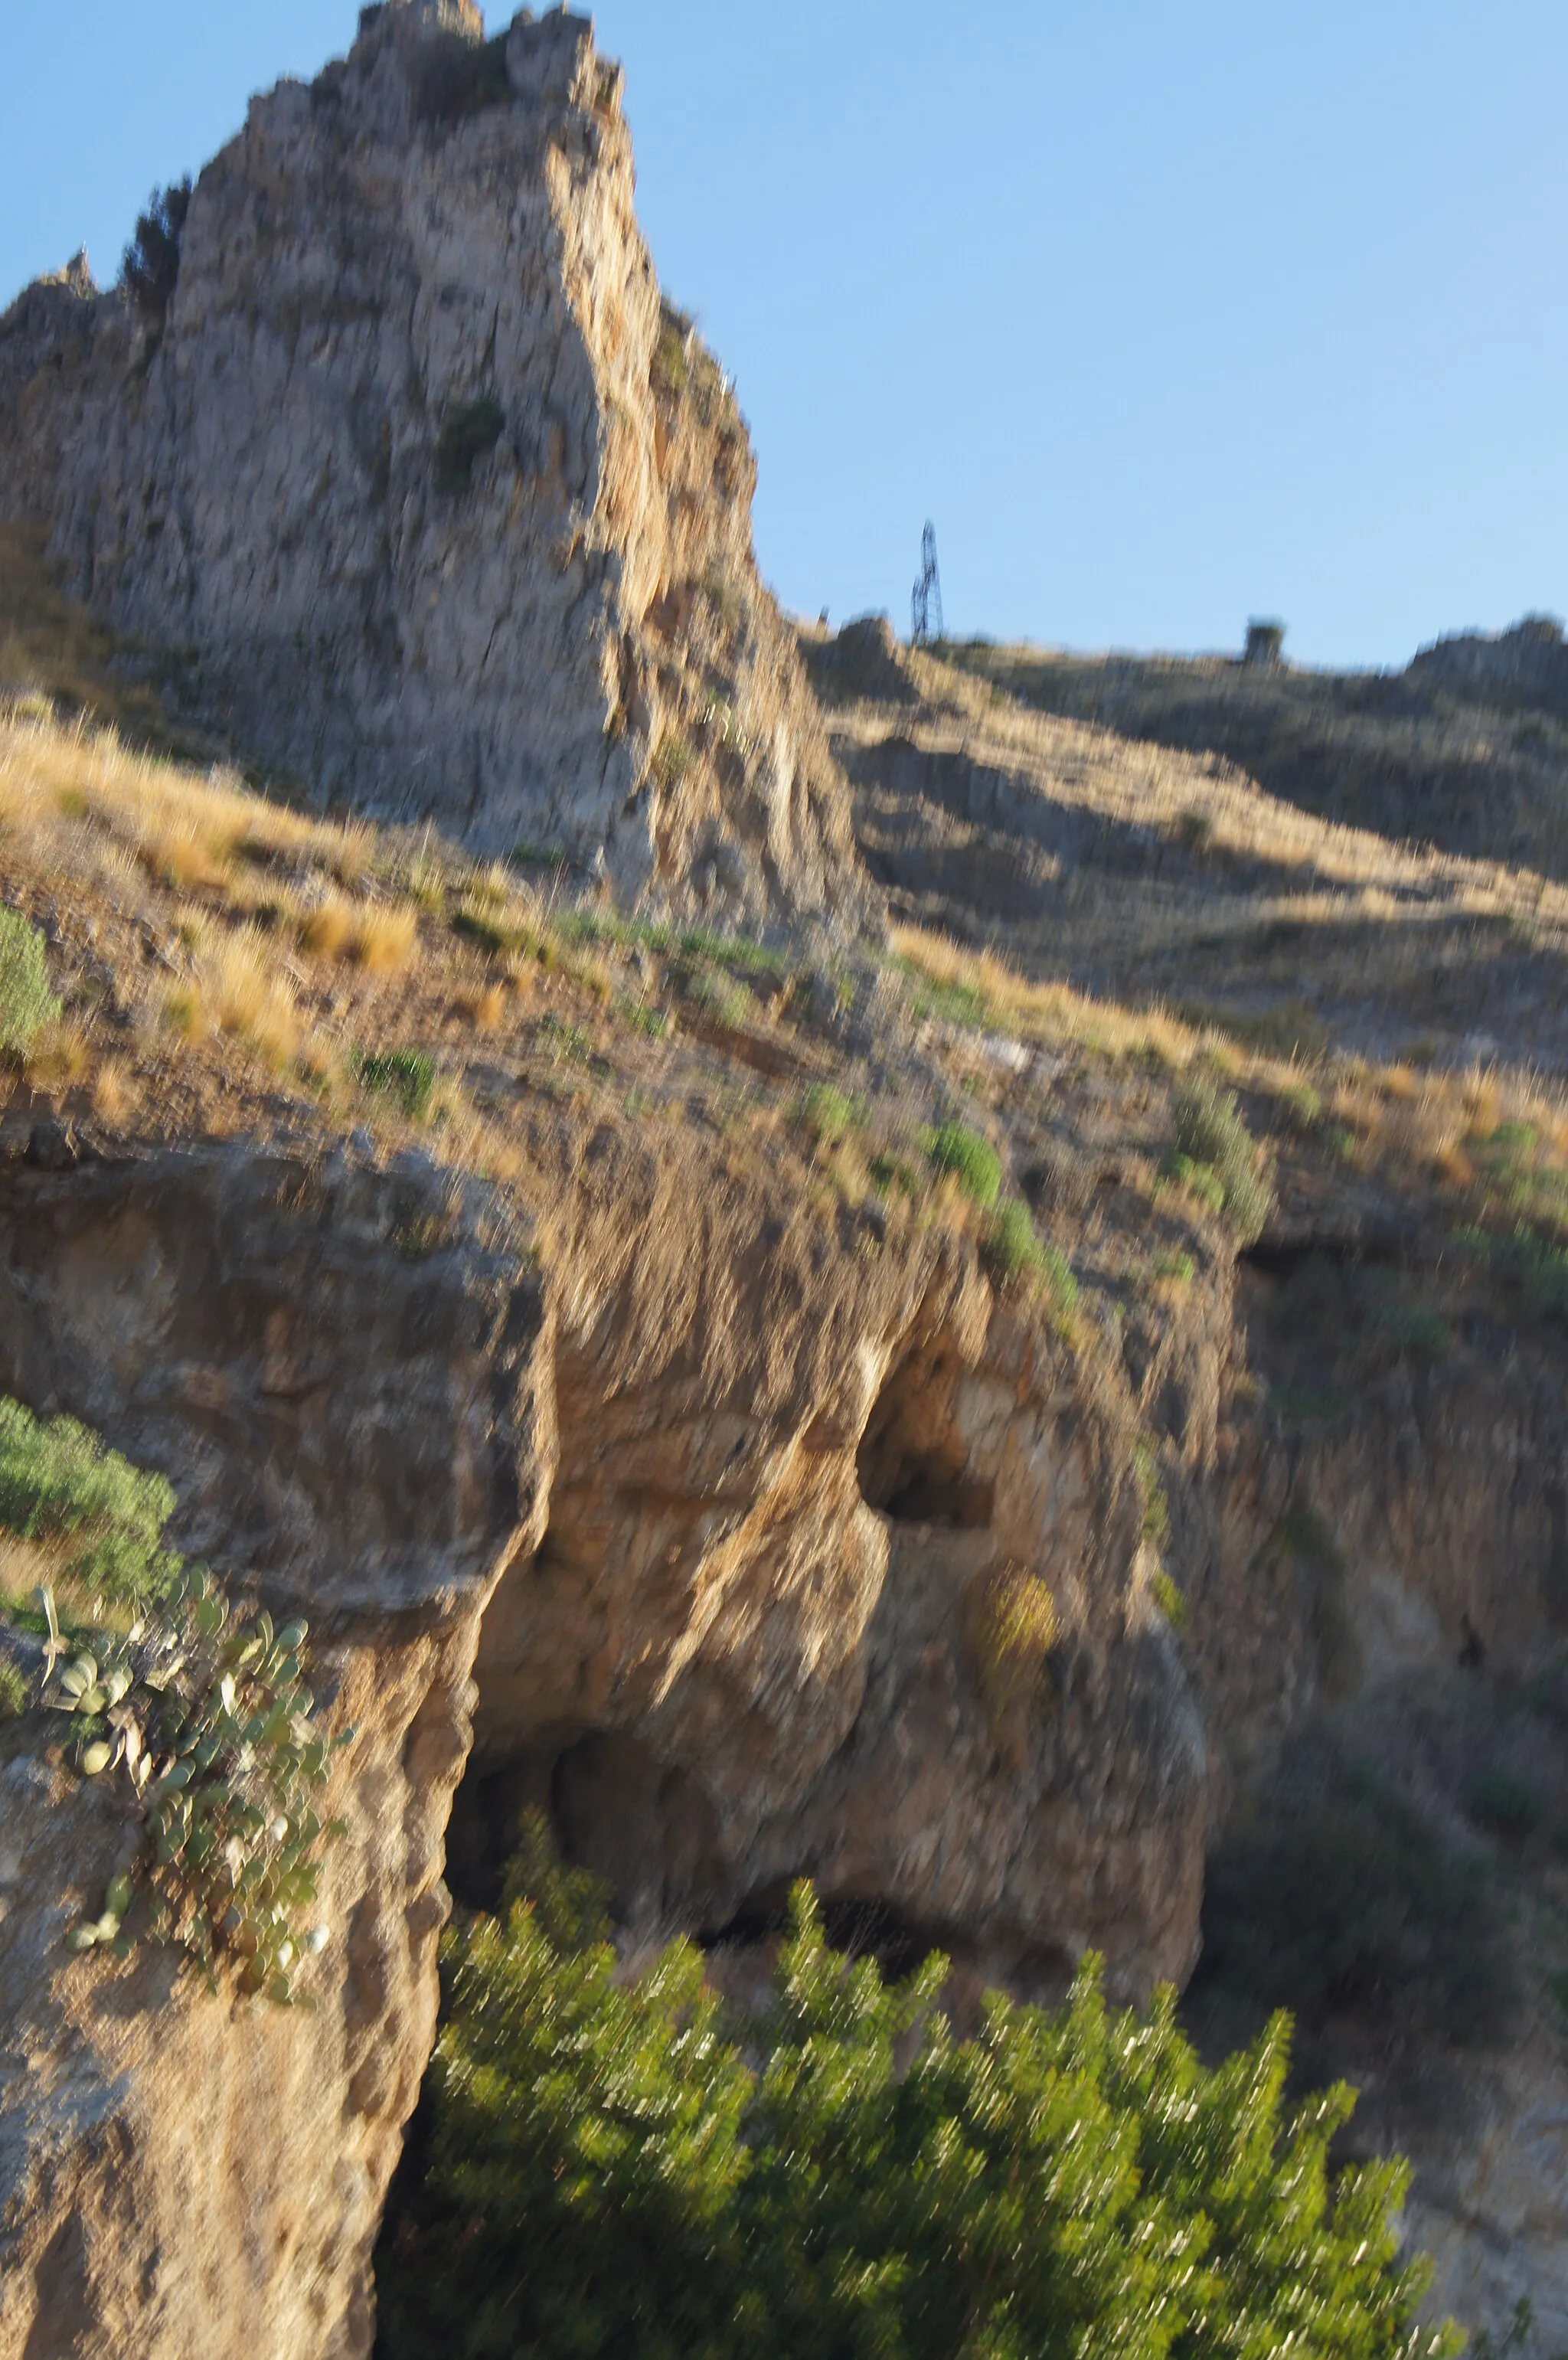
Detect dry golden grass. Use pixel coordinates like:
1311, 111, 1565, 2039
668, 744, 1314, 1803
24, 1019, 93, 1091
0, 707, 332, 885
91, 1059, 135, 1124
462, 982, 511, 1031
891, 920, 1206, 1068
168, 925, 301, 1070
300, 892, 419, 972
841, 639, 1568, 1089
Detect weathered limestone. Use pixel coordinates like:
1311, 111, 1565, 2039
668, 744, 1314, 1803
0, 1129, 1207, 2358
0, 1148, 550, 2360
0, 6, 868, 928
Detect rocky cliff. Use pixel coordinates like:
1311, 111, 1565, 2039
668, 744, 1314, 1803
0, 1111, 1209, 2356
0, 1146, 550, 2358
5, 76, 1568, 2349
0, 2, 867, 927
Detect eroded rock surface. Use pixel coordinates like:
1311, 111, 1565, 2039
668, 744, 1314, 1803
466, 1126, 1205, 1996
0, 3, 867, 927
0, 1147, 549, 2360
0, 1125, 1210, 2358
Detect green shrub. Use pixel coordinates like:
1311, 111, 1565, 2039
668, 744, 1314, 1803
869, 1152, 923, 1201
795, 1083, 865, 1148
681, 965, 750, 1028
1166, 1077, 1275, 1245
652, 731, 692, 792
0, 1397, 343, 2001
358, 1048, 436, 1121
1165, 1152, 1227, 1214
434, 396, 505, 495
1277, 1079, 1323, 1134
376, 1844, 1455, 2360
0, 907, 60, 1059
922, 1120, 1002, 1209
1133, 1440, 1171, 1548
54, 1567, 342, 2001
0, 1656, 26, 1720
1459, 1224, 1568, 1320
982, 1198, 1079, 1316
619, 998, 671, 1042
0, 1399, 180, 1603
122, 178, 191, 325
652, 307, 691, 399
982, 1196, 1037, 1282
1152, 1565, 1188, 1628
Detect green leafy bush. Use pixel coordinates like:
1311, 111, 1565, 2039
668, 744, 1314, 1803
434, 396, 506, 495
377, 1854, 1455, 2360
1457, 1223, 1568, 1320
358, 1048, 436, 1120
681, 964, 750, 1028
53, 1574, 342, 2000
922, 1119, 1002, 1209
0, 1396, 345, 2002
796, 1083, 866, 1148
0, 907, 60, 1059
1152, 1565, 1188, 1628
1166, 1077, 1275, 1245
0, 1399, 180, 1601
652, 730, 692, 792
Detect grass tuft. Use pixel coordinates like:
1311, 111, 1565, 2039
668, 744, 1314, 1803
0, 907, 60, 1057
358, 1048, 437, 1123
1167, 1077, 1275, 1245
922, 1120, 1002, 1209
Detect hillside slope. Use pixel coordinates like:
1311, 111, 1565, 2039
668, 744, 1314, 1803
3, 571, 1568, 2344
936, 616, 1568, 881
808, 615, 1568, 1076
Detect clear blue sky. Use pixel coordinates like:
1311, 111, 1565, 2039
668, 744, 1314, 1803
2, 2, 1564, 668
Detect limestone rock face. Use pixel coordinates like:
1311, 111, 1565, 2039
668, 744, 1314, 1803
0, 6, 868, 928
0, 1129, 1208, 2358
462, 1125, 1207, 1999
0, 1147, 549, 2360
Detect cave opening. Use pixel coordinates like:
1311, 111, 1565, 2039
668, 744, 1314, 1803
443, 1727, 727, 1933
855, 1339, 992, 1528
702, 1884, 949, 1984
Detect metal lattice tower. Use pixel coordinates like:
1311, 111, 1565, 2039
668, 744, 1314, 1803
910, 521, 944, 647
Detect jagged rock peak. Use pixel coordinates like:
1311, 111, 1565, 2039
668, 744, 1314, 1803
356, 0, 486, 41
0, 8, 871, 934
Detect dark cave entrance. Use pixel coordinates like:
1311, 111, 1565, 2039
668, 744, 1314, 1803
855, 1335, 992, 1528
443, 1726, 724, 1932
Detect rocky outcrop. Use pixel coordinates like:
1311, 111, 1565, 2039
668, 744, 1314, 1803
464, 1123, 1205, 1994
0, 1146, 550, 2360
0, 3, 867, 929
7, 1110, 1568, 2353
0, 1126, 1207, 2358
1409, 613, 1568, 712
